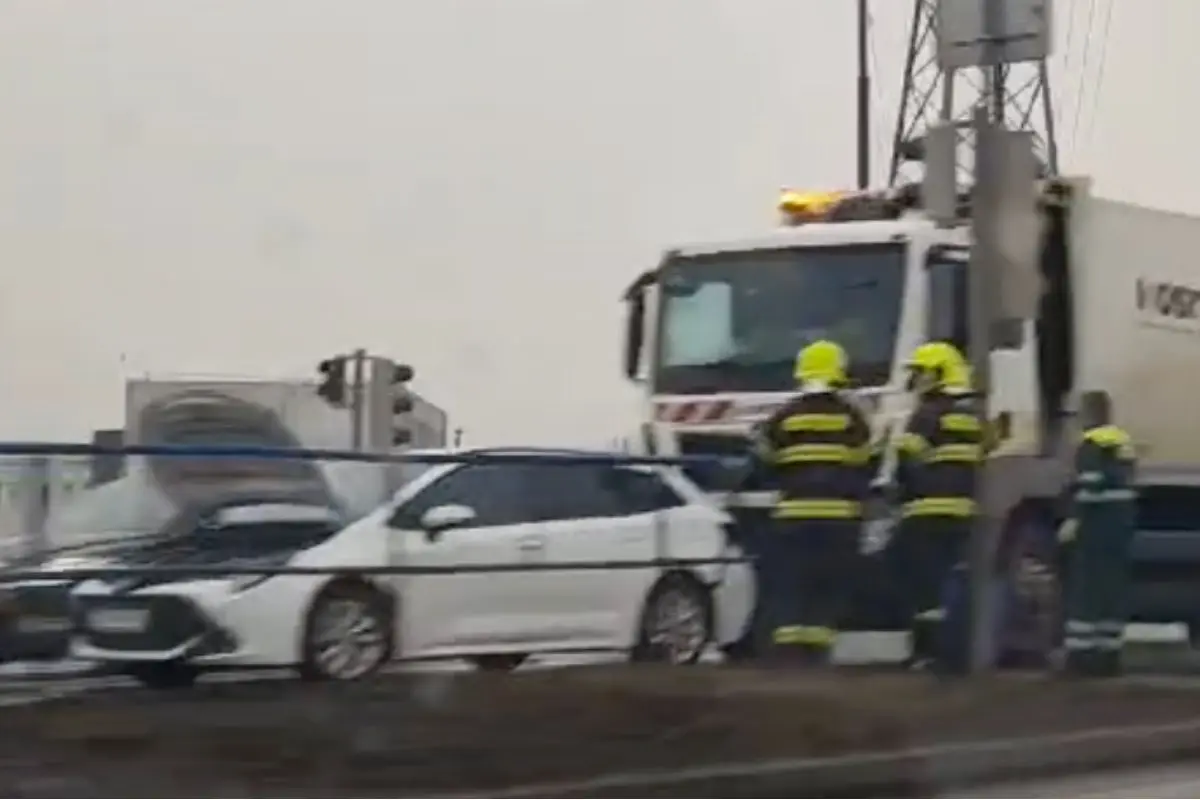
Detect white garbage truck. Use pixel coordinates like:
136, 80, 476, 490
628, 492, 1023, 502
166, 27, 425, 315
621, 179, 1200, 633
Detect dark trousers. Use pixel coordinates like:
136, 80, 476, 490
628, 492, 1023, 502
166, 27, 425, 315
759, 518, 861, 661
890, 516, 968, 665
1063, 510, 1134, 676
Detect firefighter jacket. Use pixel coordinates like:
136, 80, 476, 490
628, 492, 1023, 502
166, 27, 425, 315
1059, 424, 1137, 544
758, 390, 874, 520
895, 390, 984, 519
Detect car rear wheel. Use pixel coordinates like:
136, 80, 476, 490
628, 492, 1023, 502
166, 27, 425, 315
127, 661, 200, 690
299, 581, 393, 681
631, 573, 712, 665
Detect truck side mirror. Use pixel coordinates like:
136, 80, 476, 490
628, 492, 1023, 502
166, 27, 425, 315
623, 289, 645, 382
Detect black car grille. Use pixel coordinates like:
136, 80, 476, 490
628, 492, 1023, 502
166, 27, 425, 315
676, 432, 774, 492
0, 582, 75, 659
73, 594, 213, 653
12, 581, 73, 621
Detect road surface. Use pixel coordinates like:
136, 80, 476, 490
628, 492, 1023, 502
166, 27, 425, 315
0, 631, 913, 705
958, 765, 1200, 797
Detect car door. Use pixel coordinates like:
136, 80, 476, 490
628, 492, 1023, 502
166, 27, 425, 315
387, 463, 545, 657
523, 464, 682, 647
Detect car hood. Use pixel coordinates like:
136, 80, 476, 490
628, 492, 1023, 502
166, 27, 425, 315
14, 515, 333, 586
72, 533, 321, 593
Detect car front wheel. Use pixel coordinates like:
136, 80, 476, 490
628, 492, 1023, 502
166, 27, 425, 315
299, 581, 394, 681
631, 574, 713, 665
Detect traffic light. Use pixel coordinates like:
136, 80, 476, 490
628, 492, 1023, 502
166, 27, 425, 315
390, 362, 415, 446
317, 356, 348, 407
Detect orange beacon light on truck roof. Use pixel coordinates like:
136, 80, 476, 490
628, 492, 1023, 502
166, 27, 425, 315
778, 189, 849, 225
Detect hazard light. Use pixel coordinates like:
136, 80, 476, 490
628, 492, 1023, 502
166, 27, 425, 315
777, 186, 905, 225
778, 189, 849, 225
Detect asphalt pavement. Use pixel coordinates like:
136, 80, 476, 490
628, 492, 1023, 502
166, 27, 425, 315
0, 625, 1187, 706
0, 630, 914, 706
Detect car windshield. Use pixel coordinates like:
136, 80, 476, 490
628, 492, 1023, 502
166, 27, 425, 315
654, 243, 906, 393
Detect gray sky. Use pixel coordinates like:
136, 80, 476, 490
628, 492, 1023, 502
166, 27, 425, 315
0, 0, 1189, 445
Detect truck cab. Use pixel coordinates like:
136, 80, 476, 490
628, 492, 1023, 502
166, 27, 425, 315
622, 185, 1058, 494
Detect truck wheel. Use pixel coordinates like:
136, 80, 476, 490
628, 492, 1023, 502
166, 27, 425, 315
1000, 513, 1062, 669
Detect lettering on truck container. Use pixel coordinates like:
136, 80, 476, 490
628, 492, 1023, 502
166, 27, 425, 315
1136, 278, 1200, 328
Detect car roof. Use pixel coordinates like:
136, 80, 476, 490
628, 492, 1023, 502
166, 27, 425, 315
392, 447, 661, 477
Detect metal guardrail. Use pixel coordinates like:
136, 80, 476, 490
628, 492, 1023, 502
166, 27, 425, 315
0, 557, 750, 582
0, 441, 748, 468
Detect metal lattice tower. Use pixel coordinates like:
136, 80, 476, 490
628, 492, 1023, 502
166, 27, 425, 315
888, 0, 1058, 186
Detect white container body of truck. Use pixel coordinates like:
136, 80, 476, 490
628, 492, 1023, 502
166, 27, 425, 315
1074, 197, 1200, 470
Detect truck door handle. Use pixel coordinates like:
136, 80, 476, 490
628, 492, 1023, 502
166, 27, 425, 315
518, 536, 546, 552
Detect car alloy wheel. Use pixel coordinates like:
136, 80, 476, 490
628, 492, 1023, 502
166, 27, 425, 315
309, 595, 389, 680
639, 578, 711, 665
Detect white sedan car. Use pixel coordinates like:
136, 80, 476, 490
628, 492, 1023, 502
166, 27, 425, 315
70, 449, 756, 688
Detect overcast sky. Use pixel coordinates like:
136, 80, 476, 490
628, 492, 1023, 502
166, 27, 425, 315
0, 0, 1190, 445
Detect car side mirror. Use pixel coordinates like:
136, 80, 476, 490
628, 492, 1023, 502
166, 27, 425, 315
419, 504, 476, 540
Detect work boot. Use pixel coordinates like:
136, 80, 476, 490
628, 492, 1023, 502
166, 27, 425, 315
1091, 649, 1123, 678
1063, 648, 1101, 678
766, 643, 829, 668
800, 643, 833, 667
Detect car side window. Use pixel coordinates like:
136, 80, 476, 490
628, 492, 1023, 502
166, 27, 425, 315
525, 465, 682, 521
606, 468, 686, 515
389, 464, 534, 529
523, 464, 623, 521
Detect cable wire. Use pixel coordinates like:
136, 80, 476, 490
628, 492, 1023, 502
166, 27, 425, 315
1068, 0, 1100, 156
866, 7, 889, 184
1081, 0, 1114, 154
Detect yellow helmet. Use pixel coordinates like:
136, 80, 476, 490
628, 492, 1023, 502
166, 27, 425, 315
906, 341, 967, 392
794, 339, 848, 386
942, 357, 974, 392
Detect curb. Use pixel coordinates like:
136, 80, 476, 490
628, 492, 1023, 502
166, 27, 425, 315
466, 718, 1200, 797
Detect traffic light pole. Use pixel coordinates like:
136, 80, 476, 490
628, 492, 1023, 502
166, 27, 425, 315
349, 348, 367, 452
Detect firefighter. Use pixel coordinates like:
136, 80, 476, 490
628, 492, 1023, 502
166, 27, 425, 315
755, 339, 874, 665
892, 341, 984, 672
1058, 390, 1137, 677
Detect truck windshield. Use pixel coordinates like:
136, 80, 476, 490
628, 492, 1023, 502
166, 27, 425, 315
654, 243, 906, 393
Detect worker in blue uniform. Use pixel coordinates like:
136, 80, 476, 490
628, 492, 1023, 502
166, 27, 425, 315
891, 341, 984, 672
1057, 390, 1137, 678
754, 339, 874, 665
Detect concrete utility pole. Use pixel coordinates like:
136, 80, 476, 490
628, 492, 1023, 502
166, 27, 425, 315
931, 0, 1051, 673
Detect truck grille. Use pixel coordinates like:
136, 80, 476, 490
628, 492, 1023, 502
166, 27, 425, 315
675, 432, 774, 492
